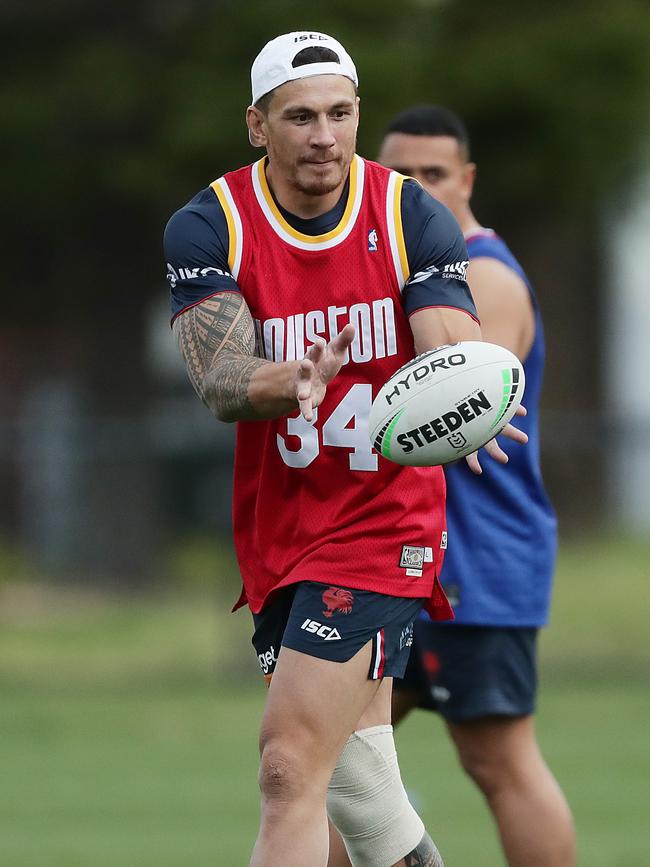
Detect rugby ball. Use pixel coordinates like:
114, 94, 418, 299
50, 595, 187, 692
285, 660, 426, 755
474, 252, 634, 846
369, 341, 525, 466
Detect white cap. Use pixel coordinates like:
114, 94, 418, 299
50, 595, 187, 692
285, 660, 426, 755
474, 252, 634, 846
251, 31, 358, 105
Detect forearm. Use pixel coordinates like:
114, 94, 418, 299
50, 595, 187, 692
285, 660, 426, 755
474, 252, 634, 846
172, 292, 304, 423
173, 292, 354, 424
410, 307, 481, 355
202, 352, 301, 422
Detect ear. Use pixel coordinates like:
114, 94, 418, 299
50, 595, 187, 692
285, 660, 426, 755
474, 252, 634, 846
463, 162, 477, 200
246, 105, 267, 148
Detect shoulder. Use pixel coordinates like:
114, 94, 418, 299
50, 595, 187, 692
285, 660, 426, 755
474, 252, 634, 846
163, 185, 230, 264
165, 187, 225, 242
466, 230, 531, 304
467, 256, 530, 307
401, 178, 458, 226
397, 179, 467, 273
467, 231, 529, 277
399, 179, 465, 255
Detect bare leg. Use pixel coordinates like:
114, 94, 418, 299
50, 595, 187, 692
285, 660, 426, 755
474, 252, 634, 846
391, 688, 421, 725
447, 714, 576, 867
327, 822, 352, 867
250, 642, 382, 867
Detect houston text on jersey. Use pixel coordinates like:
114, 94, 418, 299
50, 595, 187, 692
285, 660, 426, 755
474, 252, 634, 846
254, 297, 398, 364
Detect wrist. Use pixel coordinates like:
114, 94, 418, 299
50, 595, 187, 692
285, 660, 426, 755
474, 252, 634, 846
247, 359, 302, 417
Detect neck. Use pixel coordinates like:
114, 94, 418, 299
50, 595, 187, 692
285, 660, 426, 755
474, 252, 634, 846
455, 205, 481, 235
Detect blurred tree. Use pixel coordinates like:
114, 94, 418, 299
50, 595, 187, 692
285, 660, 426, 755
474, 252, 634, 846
2, 0, 649, 570
1, 0, 648, 435
3, 0, 649, 320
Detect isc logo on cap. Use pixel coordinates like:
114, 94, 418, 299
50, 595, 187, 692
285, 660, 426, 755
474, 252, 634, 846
294, 34, 328, 42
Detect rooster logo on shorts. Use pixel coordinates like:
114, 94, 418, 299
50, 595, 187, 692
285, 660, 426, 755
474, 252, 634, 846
322, 587, 355, 618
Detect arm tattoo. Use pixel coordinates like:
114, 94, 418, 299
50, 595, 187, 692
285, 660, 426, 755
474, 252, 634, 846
173, 292, 268, 421
400, 833, 444, 867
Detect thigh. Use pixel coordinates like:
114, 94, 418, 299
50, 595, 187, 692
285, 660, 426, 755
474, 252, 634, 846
257, 583, 424, 775
260, 645, 382, 782
396, 621, 539, 722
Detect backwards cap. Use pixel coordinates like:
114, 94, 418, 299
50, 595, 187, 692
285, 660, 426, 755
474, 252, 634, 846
251, 31, 358, 105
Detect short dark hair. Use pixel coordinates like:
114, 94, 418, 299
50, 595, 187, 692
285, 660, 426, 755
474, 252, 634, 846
255, 46, 345, 113
385, 104, 471, 160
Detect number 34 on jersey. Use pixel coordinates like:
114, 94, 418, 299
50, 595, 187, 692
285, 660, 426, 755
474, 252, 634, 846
277, 383, 377, 472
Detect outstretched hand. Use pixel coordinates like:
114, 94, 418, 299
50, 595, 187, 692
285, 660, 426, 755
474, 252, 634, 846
296, 324, 356, 421
465, 404, 528, 475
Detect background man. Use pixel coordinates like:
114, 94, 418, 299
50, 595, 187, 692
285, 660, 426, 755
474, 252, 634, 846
165, 34, 525, 867
378, 105, 575, 867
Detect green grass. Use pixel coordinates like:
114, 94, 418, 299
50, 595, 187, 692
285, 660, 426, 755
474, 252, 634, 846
0, 535, 648, 866
0, 684, 263, 866
397, 685, 650, 867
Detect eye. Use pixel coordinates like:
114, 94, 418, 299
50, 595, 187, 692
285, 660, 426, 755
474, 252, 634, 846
423, 168, 445, 183
331, 109, 350, 120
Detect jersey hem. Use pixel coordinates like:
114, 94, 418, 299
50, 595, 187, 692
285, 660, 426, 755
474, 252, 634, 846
170, 288, 240, 325
407, 304, 480, 325
234, 572, 453, 620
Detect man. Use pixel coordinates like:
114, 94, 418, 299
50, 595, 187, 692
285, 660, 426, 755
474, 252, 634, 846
165, 38, 524, 866
376, 105, 575, 867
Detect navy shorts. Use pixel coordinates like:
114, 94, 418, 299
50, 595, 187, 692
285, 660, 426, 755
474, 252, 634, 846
394, 618, 538, 721
252, 582, 425, 683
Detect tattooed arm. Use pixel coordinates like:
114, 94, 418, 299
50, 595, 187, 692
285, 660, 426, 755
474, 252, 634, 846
173, 291, 355, 423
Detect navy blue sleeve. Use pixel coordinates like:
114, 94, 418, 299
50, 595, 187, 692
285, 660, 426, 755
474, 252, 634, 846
400, 179, 478, 321
163, 186, 240, 322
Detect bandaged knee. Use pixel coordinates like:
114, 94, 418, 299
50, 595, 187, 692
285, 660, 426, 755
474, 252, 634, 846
327, 724, 424, 866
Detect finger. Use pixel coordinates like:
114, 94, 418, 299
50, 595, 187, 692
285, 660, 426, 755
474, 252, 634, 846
305, 337, 326, 365
299, 395, 314, 421
515, 403, 527, 417
296, 359, 315, 420
465, 451, 482, 475
483, 437, 509, 464
295, 358, 313, 392
330, 323, 356, 357
500, 422, 528, 444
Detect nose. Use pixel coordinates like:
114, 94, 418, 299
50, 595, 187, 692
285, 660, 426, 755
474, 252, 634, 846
309, 114, 336, 149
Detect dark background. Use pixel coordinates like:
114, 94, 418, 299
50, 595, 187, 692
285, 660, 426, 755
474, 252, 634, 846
2, 0, 650, 587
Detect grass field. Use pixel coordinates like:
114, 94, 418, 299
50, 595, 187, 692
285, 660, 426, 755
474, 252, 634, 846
1, 535, 648, 866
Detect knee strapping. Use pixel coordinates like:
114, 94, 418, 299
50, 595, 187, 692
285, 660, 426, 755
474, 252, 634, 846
327, 724, 424, 867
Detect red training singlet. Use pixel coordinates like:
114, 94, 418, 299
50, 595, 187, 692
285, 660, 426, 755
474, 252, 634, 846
211, 156, 452, 619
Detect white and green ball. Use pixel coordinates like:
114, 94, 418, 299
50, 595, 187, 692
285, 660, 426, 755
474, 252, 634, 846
369, 341, 525, 467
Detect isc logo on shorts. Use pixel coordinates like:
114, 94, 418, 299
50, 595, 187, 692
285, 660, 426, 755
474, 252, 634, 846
300, 619, 342, 641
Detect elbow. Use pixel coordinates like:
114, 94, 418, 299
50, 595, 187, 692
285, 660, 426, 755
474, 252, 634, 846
215, 406, 238, 424
205, 393, 238, 424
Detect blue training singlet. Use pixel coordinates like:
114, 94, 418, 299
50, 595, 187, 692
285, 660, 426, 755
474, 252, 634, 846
439, 229, 557, 626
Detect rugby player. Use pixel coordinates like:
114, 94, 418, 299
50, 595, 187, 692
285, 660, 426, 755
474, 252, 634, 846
335, 105, 575, 867
165, 38, 526, 867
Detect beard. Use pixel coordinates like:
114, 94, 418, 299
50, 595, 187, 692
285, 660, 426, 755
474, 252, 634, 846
291, 154, 350, 197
